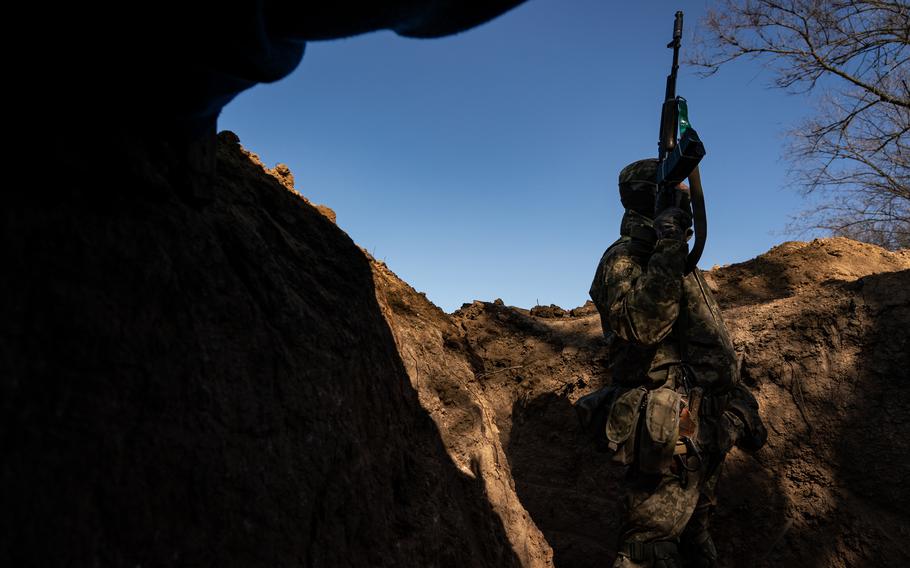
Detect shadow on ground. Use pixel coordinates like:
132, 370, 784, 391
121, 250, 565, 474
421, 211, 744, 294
0, 133, 522, 567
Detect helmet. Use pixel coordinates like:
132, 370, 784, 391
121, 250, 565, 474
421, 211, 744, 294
618, 158, 658, 217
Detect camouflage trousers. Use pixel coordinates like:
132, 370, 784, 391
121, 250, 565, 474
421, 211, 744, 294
612, 455, 723, 568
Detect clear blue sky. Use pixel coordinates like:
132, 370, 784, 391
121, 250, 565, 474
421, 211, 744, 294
220, 0, 818, 312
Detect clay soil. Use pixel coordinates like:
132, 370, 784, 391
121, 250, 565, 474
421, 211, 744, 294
4, 134, 908, 567
378, 228, 910, 566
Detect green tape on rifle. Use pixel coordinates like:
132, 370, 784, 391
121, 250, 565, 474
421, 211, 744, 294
678, 98, 690, 135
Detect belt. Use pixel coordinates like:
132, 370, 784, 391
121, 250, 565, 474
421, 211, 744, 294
618, 540, 679, 562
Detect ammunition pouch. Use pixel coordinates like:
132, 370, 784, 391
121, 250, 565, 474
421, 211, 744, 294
602, 386, 683, 473
639, 388, 683, 474
605, 387, 648, 464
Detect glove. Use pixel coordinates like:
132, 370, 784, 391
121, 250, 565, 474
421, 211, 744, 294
726, 398, 768, 452
653, 207, 693, 242
628, 224, 658, 259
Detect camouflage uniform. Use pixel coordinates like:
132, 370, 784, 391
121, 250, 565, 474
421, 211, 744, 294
590, 160, 765, 568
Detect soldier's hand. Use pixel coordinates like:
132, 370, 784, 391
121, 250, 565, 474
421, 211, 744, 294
654, 207, 693, 242
727, 399, 768, 452
744, 418, 768, 452
675, 182, 691, 213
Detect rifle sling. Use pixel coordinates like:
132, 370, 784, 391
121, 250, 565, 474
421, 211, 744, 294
686, 165, 707, 274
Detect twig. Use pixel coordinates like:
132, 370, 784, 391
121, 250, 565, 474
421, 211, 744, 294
408, 349, 420, 389
476, 365, 525, 379
757, 517, 794, 566
788, 361, 814, 433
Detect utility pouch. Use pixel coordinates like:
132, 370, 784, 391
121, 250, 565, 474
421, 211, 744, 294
638, 388, 682, 474
574, 385, 620, 443
605, 387, 648, 465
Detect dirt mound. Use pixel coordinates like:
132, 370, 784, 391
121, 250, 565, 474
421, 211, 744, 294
451, 299, 619, 567
2, 132, 522, 567
6, 130, 908, 567
233, 134, 338, 224
372, 236, 910, 567
372, 260, 553, 567
713, 241, 910, 567
704, 238, 910, 307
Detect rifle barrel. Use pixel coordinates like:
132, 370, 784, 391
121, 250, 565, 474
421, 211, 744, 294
665, 11, 683, 101
659, 11, 684, 160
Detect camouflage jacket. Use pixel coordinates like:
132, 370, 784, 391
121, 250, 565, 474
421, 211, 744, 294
590, 211, 738, 395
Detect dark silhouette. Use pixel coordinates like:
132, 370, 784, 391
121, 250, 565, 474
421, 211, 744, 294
3, 3, 528, 565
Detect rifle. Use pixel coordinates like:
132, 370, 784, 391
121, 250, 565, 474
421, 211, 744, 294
655, 11, 707, 274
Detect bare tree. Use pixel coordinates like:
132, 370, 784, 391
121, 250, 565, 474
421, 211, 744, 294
693, 0, 910, 249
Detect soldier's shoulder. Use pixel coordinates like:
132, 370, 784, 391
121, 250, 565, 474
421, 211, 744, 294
591, 238, 638, 298
598, 236, 632, 259
609, 254, 640, 278
598, 237, 635, 264
599, 241, 640, 280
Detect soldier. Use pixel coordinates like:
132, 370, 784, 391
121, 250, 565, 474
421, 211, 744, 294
589, 158, 768, 568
